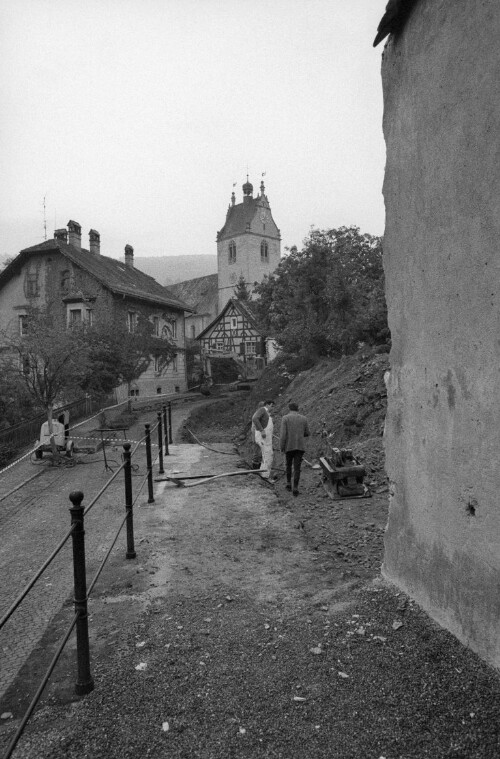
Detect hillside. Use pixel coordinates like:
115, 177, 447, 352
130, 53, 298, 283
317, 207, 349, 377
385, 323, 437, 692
133, 254, 217, 286
186, 345, 390, 485
182, 345, 390, 581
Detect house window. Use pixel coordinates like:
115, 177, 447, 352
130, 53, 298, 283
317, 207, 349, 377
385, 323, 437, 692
60, 270, 70, 292
246, 341, 256, 354
190, 325, 196, 338
69, 309, 82, 326
216, 341, 224, 351
86, 309, 93, 326
260, 240, 269, 262
153, 316, 160, 336
127, 312, 136, 333
157, 387, 162, 394
231, 317, 237, 329
21, 356, 31, 375
172, 355, 178, 372
228, 241, 236, 264
26, 272, 38, 297
19, 315, 28, 336
171, 319, 177, 339
154, 356, 160, 373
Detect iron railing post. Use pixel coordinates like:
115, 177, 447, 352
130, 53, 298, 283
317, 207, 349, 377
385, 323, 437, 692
123, 443, 137, 559
157, 412, 164, 474
162, 405, 169, 456
68, 491, 94, 696
168, 401, 173, 444
145, 424, 155, 503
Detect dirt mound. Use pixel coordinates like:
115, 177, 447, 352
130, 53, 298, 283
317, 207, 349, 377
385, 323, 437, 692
181, 347, 391, 584
219, 346, 390, 486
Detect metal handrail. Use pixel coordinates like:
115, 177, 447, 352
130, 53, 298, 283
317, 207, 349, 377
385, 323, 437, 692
0, 525, 75, 631
1, 407, 172, 759
3, 613, 79, 759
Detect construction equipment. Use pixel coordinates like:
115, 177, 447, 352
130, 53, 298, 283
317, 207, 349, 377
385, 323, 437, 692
34, 416, 74, 459
319, 447, 371, 500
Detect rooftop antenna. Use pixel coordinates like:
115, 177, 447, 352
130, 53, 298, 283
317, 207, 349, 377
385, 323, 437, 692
43, 194, 47, 240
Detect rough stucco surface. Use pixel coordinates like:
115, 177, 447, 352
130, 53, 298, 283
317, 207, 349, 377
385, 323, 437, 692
381, 0, 500, 667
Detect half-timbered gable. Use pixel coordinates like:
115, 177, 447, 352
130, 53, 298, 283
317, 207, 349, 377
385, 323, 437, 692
197, 298, 267, 379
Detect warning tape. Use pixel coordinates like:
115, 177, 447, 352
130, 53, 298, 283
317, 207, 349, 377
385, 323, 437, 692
69, 399, 129, 432
70, 435, 159, 447
0, 447, 39, 478
0, 435, 162, 479
0, 397, 167, 478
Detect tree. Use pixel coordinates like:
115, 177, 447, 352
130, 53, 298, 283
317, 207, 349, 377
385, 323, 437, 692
233, 275, 252, 301
82, 313, 178, 398
0, 305, 91, 456
253, 226, 388, 358
0, 306, 178, 455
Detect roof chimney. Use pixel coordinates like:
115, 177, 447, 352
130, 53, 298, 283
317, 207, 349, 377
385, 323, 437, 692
54, 228, 68, 244
124, 244, 134, 268
67, 220, 82, 250
89, 229, 100, 255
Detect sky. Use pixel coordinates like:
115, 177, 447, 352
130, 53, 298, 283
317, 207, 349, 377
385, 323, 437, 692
0, 0, 387, 262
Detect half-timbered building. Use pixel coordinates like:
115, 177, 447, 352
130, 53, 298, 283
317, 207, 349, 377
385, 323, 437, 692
196, 298, 268, 380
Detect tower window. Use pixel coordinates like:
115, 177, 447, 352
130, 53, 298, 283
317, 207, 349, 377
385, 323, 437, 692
228, 241, 236, 264
260, 240, 269, 262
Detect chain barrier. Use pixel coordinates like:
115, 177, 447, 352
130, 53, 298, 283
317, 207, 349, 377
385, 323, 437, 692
0, 447, 40, 478
1, 409, 173, 757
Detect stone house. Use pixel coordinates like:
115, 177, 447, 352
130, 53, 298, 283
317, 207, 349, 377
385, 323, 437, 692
379, 0, 500, 667
0, 220, 192, 399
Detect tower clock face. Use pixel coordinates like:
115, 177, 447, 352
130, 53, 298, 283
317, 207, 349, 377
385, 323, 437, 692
260, 211, 267, 223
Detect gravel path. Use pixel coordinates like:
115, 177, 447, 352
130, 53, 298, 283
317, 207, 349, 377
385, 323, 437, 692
1, 416, 499, 758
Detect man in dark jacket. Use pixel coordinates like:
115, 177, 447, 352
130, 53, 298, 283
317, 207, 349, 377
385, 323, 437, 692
279, 402, 310, 496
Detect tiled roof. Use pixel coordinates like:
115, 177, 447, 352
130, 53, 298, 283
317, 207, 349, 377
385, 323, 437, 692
4, 239, 193, 312
167, 274, 218, 316
373, 0, 419, 47
218, 199, 259, 240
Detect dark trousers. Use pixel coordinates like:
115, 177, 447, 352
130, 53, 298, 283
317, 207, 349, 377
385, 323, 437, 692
285, 450, 304, 488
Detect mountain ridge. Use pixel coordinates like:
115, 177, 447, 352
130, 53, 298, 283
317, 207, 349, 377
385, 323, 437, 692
133, 255, 217, 286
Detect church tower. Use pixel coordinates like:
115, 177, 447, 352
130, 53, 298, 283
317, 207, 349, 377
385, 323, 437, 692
216, 177, 281, 312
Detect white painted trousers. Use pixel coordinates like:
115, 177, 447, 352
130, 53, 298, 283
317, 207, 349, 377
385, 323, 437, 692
255, 417, 274, 479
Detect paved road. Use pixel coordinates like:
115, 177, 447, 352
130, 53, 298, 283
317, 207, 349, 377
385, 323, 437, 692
0, 400, 197, 700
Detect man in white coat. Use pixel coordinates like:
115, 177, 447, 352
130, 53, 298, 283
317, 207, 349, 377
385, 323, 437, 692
251, 399, 275, 482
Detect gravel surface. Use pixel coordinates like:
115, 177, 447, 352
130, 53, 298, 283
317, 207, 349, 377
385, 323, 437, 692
1, 383, 499, 758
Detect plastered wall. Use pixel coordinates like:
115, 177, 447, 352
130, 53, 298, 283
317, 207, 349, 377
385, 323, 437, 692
381, 0, 500, 667
218, 233, 280, 311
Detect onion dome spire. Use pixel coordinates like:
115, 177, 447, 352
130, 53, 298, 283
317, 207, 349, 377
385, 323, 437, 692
242, 175, 253, 197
